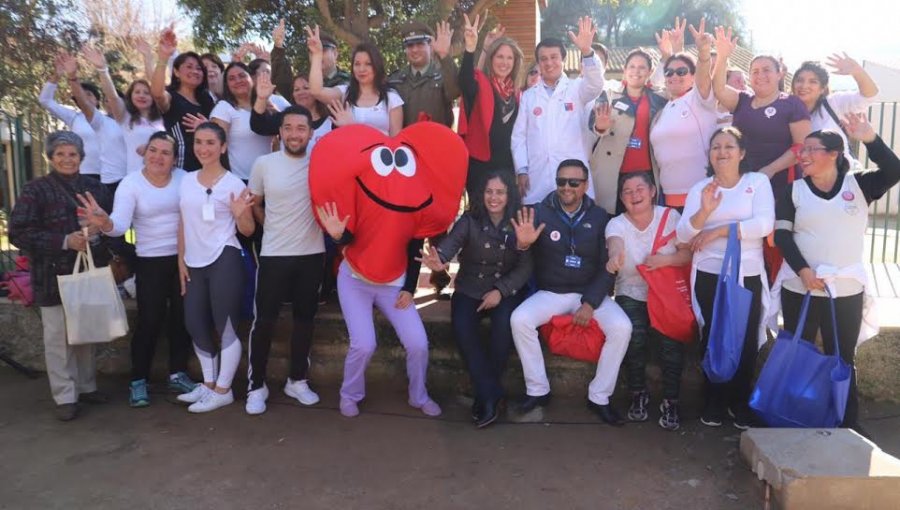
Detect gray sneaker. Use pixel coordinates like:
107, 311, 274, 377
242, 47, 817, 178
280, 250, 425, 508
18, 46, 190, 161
627, 390, 650, 422
658, 399, 680, 431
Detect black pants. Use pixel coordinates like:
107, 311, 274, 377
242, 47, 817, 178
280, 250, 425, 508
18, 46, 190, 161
616, 295, 685, 400
248, 254, 324, 391
695, 270, 763, 413
450, 291, 521, 402
781, 288, 863, 427
131, 255, 191, 381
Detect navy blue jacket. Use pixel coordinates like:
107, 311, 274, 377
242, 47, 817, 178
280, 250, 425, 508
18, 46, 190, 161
530, 192, 614, 308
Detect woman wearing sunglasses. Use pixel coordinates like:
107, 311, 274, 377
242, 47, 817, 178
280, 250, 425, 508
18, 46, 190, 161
774, 115, 900, 435
588, 48, 667, 215
648, 19, 720, 212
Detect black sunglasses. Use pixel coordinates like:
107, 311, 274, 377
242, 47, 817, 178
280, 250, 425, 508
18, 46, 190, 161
556, 177, 587, 188
664, 67, 691, 77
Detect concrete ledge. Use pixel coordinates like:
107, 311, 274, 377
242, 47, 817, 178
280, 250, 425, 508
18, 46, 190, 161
740, 428, 900, 509
3, 297, 900, 402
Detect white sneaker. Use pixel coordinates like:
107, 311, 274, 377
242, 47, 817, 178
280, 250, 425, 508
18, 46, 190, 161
188, 389, 234, 413
177, 383, 211, 404
245, 385, 269, 415
284, 378, 320, 405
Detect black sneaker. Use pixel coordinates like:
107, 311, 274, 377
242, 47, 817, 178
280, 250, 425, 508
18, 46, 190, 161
728, 406, 753, 430
627, 390, 650, 422
658, 399, 680, 431
700, 405, 724, 427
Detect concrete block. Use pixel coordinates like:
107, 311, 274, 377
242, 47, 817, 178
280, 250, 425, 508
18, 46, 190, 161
740, 428, 900, 509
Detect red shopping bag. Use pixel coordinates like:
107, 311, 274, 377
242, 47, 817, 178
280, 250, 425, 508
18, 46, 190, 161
539, 315, 605, 363
636, 208, 697, 343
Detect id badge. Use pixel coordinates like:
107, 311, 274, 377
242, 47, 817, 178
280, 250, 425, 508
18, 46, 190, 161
564, 255, 582, 268
627, 137, 643, 149
202, 202, 215, 222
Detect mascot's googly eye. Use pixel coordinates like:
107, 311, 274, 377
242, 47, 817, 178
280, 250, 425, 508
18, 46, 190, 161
370, 146, 394, 176
393, 147, 417, 177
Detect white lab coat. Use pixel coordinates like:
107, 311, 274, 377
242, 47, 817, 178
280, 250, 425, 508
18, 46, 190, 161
512, 54, 605, 204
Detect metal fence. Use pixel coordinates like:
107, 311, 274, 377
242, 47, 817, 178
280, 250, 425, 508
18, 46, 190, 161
865, 102, 900, 263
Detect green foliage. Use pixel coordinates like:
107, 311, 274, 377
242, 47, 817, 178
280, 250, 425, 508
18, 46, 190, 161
0, 0, 86, 113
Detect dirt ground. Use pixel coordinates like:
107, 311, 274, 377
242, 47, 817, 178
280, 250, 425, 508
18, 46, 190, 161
2, 367, 899, 510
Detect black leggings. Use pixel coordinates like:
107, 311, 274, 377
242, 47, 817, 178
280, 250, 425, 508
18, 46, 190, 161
781, 288, 863, 427
131, 255, 191, 381
694, 270, 763, 412
183, 246, 244, 357
247, 254, 324, 391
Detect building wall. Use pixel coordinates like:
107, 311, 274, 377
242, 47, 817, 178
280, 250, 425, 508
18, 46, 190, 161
493, 0, 540, 64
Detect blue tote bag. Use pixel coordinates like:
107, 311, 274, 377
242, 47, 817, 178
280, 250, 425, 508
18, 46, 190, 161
749, 291, 852, 428
702, 224, 753, 383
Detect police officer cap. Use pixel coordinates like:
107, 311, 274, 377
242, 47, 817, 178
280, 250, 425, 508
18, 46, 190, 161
400, 22, 434, 45
320, 32, 338, 50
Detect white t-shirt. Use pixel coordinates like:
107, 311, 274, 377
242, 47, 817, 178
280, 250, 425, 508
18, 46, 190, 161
650, 87, 720, 195
210, 101, 275, 180
107, 169, 185, 257
179, 171, 246, 268
38, 82, 101, 176
606, 206, 681, 301
248, 151, 324, 257
119, 116, 165, 175
308, 117, 334, 156
336, 84, 403, 135
676, 172, 774, 276
89, 113, 128, 184
810, 92, 873, 168
270, 94, 291, 110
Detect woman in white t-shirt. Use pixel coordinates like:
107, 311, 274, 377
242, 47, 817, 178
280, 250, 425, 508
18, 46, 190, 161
650, 22, 719, 210
306, 26, 403, 136
606, 172, 691, 431
791, 55, 879, 168
81, 45, 165, 178
676, 126, 774, 430
175, 122, 256, 413
210, 62, 276, 181
77, 132, 197, 408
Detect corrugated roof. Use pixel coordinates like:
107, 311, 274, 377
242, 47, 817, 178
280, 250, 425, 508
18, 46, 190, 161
565, 44, 792, 84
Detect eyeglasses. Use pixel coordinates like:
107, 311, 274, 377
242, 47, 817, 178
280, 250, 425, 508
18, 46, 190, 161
528, 69, 540, 76
664, 67, 691, 78
556, 177, 587, 188
799, 146, 830, 155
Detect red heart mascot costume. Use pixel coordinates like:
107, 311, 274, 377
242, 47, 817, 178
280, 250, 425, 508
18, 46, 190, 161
310, 122, 467, 417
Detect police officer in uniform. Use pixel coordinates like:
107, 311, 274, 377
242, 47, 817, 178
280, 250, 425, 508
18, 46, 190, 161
272, 26, 350, 100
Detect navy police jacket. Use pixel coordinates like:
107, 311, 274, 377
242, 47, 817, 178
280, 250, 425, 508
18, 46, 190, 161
530, 192, 614, 308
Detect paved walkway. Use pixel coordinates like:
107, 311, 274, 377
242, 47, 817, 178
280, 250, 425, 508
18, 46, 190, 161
2, 368, 899, 509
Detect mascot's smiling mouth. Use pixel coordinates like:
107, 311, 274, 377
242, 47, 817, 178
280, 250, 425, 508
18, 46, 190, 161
355, 176, 433, 213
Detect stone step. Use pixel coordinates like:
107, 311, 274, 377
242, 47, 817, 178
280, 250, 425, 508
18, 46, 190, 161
740, 428, 900, 509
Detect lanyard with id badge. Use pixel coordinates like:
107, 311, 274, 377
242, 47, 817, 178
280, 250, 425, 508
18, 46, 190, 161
558, 208, 587, 269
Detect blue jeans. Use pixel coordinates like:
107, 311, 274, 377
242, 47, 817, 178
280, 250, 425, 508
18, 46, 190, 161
451, 291, 522, 402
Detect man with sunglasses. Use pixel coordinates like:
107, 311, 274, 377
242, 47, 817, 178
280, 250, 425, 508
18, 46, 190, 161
509, 159, 632, 426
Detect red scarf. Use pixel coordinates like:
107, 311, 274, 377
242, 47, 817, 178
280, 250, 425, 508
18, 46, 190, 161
492, 76, 517, 101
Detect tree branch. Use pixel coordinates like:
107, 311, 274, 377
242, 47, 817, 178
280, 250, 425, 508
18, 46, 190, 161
314, 0, 362, 46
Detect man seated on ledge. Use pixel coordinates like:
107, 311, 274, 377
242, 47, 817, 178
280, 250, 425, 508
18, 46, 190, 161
510, 159, 632, 426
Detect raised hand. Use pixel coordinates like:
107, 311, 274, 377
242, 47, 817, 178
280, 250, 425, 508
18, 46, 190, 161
82, 44, 107, 70
58, 51, 78, 79
75, 191, 111, 231
316, 201, 350, 240
483, 22, 505, 50
568, 16, 597, 55
230, 188, 255, 219
327, 99, 355, 127
305, 25, 323, 56
249, 42, 270, 61
713, 26, 737, 59
256, 69, 275, 100
689, 17, 712, 53
477, 289, 502, 312
593, 101, 613, 133
842, 112, 877, 143
462, 13, 481, 53
416, 245, 449, 273
655, 29, 674, 58
510, 207, 546, 249
826, 52, 863, 76
158, 24, 177, 60
700, 181, 723, 214
433, 20, 454, 60
231, 42, 251, 63
135, 36, 153, 58
181, 112, 208, 133
273, 18, 286, 49
669, 16, 687, 54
